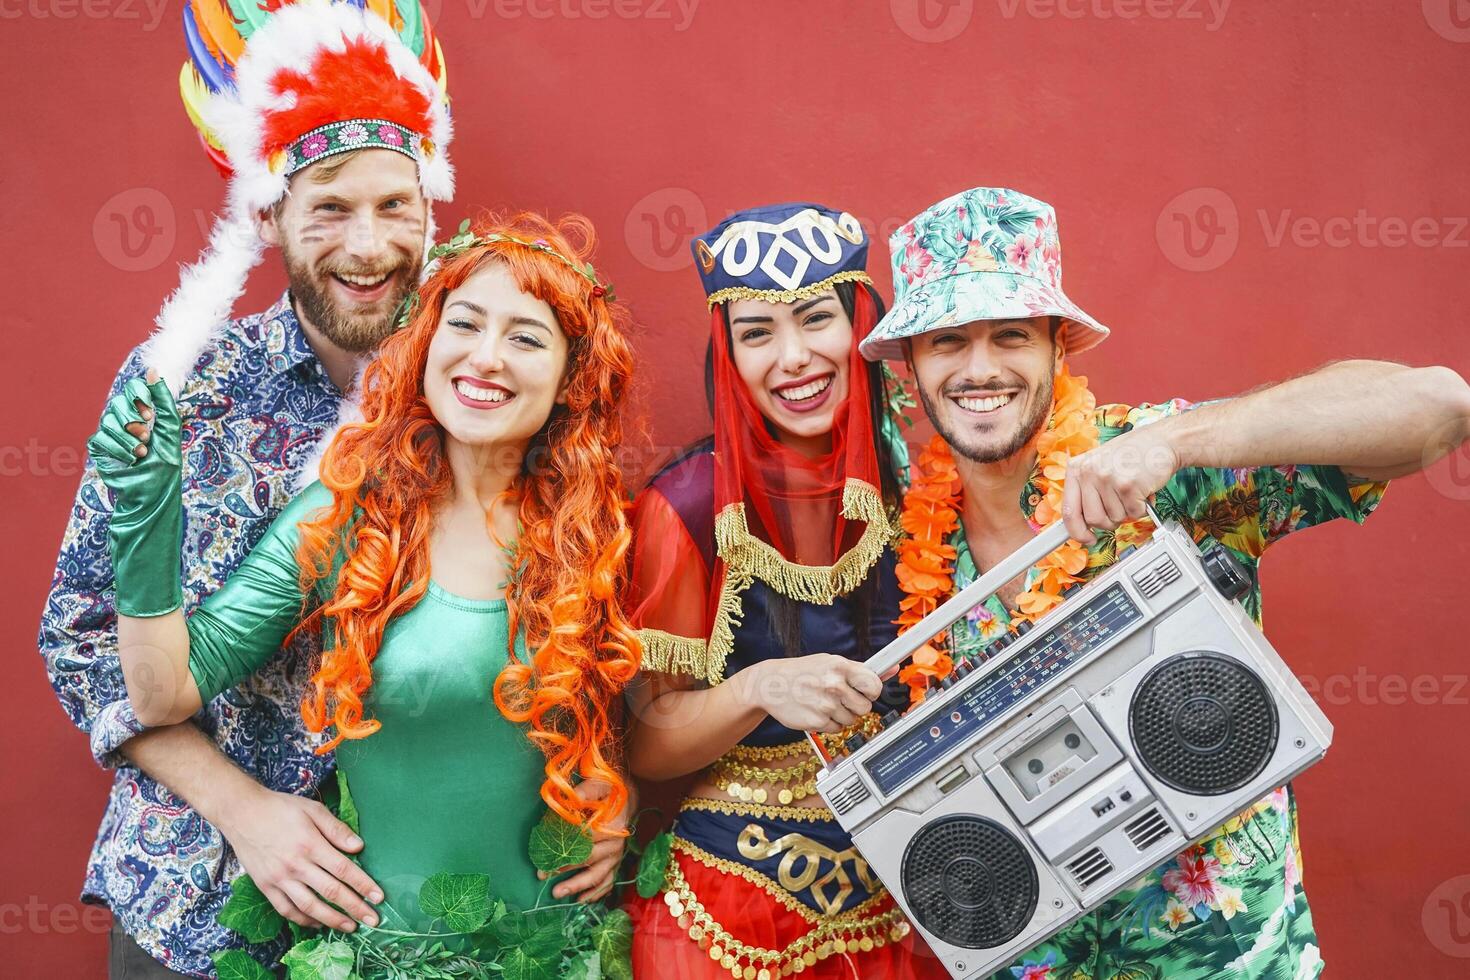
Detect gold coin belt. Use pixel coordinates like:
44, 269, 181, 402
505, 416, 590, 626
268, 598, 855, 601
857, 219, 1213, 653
662, 845, 911, 978
712, 756, 822, 805
714, 714, 886, 804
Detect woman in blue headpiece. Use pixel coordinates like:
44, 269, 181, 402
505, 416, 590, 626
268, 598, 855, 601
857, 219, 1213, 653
623, 204, 947, 978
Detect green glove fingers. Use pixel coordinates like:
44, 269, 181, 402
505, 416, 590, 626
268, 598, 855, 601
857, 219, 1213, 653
86, 373, 186, 618
143, 375, 182, 465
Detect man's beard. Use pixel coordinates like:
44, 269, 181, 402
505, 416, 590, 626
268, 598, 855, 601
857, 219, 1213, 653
918, 371, 1055, 465
284, 247, 419, 353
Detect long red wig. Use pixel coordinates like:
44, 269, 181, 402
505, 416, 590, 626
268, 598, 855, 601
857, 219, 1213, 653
290, 211, 640, 833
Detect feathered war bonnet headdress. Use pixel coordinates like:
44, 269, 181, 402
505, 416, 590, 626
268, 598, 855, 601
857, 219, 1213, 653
142, 0, 453, 393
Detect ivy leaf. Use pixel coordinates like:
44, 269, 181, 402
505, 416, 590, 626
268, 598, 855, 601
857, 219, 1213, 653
210, 949, 276, 980
527, 810, 594, 874
495, 910, 564, 957
419, 872, 493, 932
217, 874, 285, 943
564, 950, 602, 980
634, 832, 673, 899
281, 937, 358, 980
500, 945, 557, 980
496, 911, 564, 980
591, 909, 633, 980
333, 769, 361, 837
286, 919, 316, 946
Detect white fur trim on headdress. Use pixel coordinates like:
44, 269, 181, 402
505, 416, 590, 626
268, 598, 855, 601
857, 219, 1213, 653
141, 208, 264, 393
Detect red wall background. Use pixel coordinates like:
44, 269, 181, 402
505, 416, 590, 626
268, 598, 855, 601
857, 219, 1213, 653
4, 1, 1469, 975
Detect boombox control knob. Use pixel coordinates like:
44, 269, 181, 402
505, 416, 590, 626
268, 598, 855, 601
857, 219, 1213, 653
1202, 546, 1251, 601
1015, 621, 1034, 636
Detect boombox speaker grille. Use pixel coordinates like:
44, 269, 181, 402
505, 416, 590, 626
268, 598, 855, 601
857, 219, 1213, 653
1129, 652, 1279, 795
900, 815, 1037, 949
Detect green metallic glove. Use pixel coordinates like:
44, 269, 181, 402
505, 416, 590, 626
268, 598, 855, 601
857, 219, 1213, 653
86, 374, 185, 617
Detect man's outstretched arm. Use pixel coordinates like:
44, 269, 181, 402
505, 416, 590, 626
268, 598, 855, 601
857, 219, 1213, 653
1059, 359, 1470, 542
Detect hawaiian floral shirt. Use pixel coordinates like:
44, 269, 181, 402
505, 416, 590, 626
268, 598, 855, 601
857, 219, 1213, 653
38, 294, 343, 977
943, 399, 1387, 980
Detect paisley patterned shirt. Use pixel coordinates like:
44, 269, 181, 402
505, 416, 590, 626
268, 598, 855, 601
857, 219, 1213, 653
38, 294, 344, 977
941, 399, 1387, 980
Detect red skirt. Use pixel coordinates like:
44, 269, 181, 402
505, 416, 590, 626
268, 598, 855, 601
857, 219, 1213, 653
627, 846, 951, 979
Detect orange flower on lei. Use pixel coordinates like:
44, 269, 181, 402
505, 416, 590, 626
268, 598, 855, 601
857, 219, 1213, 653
894, 365, 1100, 702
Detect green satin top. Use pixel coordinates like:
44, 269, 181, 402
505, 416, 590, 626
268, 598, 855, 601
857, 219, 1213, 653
186, 482, 548, 926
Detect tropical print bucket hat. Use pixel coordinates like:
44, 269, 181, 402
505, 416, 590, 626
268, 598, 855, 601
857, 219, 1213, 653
859, 186, 1110, 361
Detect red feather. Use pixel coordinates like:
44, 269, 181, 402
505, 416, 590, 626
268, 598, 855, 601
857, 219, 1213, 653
260, 36, 433, 158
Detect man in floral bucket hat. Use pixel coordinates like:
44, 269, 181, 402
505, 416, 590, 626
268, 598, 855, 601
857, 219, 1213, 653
862, 186, 1469, 978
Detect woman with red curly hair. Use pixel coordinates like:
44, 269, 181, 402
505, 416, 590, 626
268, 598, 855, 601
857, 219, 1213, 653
87, 213, 639, 957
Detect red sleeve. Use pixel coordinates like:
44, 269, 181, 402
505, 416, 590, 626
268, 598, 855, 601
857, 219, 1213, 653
628, 488, 713, 679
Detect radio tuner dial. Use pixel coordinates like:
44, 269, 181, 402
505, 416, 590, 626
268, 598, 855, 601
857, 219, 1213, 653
1202, 546, 1251, 601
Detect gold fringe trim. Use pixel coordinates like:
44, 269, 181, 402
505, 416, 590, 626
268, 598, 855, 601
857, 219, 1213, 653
636, 627, 712, 679
705, 271, 873, 309
645, 482, 893, 686
702, 480, 892, 685
660, 839, 909, 978
679, 797, 835, 823
715, 481, 892, 605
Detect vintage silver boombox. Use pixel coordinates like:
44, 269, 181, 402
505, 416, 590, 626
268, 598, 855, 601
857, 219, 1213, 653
814, 517, 1332, 979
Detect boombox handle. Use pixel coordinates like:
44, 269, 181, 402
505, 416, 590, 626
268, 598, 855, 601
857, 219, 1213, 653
806, 507, 1165, 765
864, 518, 1071, 681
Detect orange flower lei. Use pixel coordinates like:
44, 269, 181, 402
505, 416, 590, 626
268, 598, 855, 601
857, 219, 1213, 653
895, 365, 1100, 701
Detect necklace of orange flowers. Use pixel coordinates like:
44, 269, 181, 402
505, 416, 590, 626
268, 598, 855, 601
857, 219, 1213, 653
895, 364, 1099, 700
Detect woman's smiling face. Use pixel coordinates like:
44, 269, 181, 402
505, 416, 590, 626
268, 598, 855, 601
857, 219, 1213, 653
423, 261, 570, 454
726, 289, 854, 456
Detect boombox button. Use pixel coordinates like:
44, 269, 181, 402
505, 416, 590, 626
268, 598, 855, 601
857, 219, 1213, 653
951, 711, 963, 724
1119, 789, 1133, 803
844, 732, 868, 753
